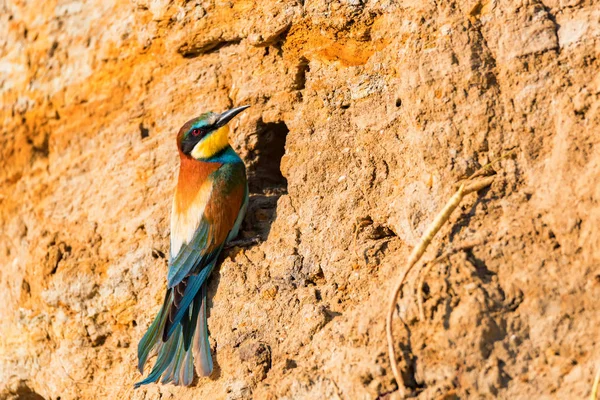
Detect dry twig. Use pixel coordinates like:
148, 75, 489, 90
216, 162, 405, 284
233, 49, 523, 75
592, 365, 600, 400
386, 176, 495, 395
458, 149, 515, 182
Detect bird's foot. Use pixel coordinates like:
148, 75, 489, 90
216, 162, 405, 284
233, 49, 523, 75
225, 236, 261, 249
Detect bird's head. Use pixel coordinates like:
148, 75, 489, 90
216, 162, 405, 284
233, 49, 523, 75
177, 105, 249, 159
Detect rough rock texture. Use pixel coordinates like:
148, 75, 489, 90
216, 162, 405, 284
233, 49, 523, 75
1, 0, 599, 399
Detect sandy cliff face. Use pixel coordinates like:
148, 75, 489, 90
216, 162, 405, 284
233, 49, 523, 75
1, 0, 599, 399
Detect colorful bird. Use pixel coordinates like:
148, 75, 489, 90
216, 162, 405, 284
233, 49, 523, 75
135, 106, 250, 387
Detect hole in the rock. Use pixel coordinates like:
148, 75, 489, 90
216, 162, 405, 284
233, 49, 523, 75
8, 380, 45, 400
247, 121, 288, 194
294, 57, 310, 90
396, 98, 402, 107
151, 248, 165, 259
241, 120, 289, 242
139, 122, 150, 139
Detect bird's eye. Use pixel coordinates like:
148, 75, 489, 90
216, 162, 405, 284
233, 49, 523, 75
191, 128, 201, 137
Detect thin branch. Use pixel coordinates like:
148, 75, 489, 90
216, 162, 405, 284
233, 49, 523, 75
386, 176, 495, 394
459, 150, 515, 182
592, 365, 600, 400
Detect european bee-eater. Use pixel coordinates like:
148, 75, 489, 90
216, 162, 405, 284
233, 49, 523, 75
135, 106, 250, 387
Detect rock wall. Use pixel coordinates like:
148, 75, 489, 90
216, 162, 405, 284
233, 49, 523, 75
1, 0, 599, 399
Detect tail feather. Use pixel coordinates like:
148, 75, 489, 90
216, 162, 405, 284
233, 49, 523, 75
159, 337, 179, 384
135, 283, 213, 388
183, 289, 202, 351
160, 335, 194, 386
193, 284, 213, 376
134, 324, 181, 388
137, 289, 171, 373
181, 346, 194, 384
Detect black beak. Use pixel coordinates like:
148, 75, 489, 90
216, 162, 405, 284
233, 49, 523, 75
216, 105, 250, 127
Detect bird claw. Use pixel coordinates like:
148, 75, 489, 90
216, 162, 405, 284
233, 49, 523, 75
224, 236, 261, 250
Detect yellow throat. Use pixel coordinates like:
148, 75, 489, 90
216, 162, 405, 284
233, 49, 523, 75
191, 125, 230, 159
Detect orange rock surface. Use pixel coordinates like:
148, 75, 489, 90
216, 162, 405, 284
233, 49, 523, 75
1, 0, 599, 399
